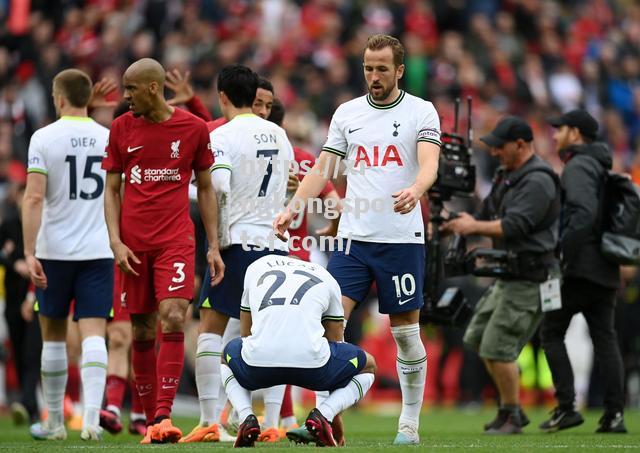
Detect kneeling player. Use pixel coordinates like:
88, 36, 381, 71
221, 255, 376, 447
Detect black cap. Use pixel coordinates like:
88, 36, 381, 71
547, 109, 598, 140
480, 116, 533, 147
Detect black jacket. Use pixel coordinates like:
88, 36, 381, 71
559, 142, 620, 289
476, 154, 560, 254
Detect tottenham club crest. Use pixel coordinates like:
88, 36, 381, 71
170, 139, 181, 158
393, 121, 400, 136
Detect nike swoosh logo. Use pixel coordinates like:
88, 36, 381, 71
127, 145, 143, 153
168, 284, 185, 291
139, 391, 151, 396
398, 297, 415, 305
348, 127, 363, 134
161, 385, 176, 390
550, 417, 563, 426
402, 370, 420, 375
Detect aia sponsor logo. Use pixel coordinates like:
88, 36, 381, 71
354, 145, 403, 167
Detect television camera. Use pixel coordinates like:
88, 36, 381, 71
419, 97, 475, 327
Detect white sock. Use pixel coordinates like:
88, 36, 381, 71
318, 373, 374, 421
195, 333, 222, 425
392, 324, 426, 429
81, 336, 108, 429
41, 341, 67, 428
131, 412, 145, 422
315, 390, 329, 407
262, 385, 285, 428
220, 363, 253, 422
223, 318, 241, 344
212, 382, 227, 424
281, 415, 297, 427
106, 404, 121, 418
213, 319, 240, 424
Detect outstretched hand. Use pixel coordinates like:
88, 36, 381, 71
88, 78, 118, 109
273, 210, 294, 242
166, 69, 195, 105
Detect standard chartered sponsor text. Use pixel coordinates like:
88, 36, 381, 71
130, 165, 182, 183
144, 168, 181, 181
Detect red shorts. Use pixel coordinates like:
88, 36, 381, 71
121, 245, 195, 315
111, 267, 130, 322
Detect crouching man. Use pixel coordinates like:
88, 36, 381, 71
221, 254, 376, 447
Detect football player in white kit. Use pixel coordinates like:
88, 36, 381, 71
221, 254, 376, 447
23, 69, 113, 441
274, 34, 440, 445
183, 65, 294, 444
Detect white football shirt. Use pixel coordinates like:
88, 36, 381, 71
323, 90, 441, 244
211, 113, 294, 251
27, 116, 113, 260
240, 254, 344, 368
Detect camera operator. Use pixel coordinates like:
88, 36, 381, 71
539, 110, 626, 433
442, 116, 560, 434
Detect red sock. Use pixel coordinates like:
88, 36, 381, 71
66, 363, 81, 403
105, 375, 128, 411
132, 339, 157, 424
154, 332, 184, 420
130, 379, 143, 415
280, 385, 294, 418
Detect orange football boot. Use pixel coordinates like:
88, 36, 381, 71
150, 418, 182, 443
139, 423, 155, 444
178, 423, 220, 442
257, 427, 281, 442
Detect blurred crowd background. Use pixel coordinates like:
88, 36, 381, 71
0, 0, 639, 414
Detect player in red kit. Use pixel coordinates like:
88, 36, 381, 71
102, 58, 224, 444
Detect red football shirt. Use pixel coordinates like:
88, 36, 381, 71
288, 147, 335, 261
102, 108, 214, 251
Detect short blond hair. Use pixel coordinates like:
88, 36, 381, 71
365, 34, 405, 67
53, 69, 92, 108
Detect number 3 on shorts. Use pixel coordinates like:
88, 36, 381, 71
172, 262, 186, 283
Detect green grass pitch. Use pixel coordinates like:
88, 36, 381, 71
0, 408, 637, 452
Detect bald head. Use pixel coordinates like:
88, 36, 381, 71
122, 58, 170, 119
124, 58, 166, 86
